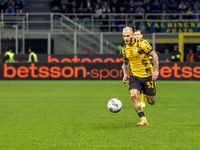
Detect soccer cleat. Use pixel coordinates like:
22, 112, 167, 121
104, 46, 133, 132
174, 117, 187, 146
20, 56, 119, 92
137, 120, 149, 126
141, 102, 145, 108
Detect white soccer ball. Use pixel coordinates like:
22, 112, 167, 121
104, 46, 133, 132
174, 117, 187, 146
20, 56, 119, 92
107, 98, 122, 113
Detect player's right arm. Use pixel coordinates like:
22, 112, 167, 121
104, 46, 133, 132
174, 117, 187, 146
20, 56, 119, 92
122, 47, 129, 84
122, 60, 129, 84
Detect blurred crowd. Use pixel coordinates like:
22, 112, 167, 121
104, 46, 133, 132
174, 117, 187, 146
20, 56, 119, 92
50, 0, 200, 15
185, 45, 200, 62
160, 44, 200, 62
0, 0, 24, 13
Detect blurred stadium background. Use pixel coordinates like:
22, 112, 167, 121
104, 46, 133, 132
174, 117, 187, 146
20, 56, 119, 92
0, 0, 200, 149
0, 0, 200, 58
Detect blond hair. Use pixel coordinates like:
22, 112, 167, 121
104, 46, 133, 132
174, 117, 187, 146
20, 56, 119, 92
123, 27, 133, 33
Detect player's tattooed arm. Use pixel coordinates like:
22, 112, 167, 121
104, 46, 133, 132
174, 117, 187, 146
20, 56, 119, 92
150, 51, 159, 72
122, 59, 129, 75
149, 50, 159, 81
122, 60, 129, 84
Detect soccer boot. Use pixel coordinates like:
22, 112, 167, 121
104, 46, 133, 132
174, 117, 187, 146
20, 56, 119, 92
137, 120, 149, 126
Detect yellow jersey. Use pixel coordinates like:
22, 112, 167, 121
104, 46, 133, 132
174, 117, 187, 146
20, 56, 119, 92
122, 39, 154, 78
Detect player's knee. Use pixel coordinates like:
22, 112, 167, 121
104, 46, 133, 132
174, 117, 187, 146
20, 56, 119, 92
147, 96, 155, 105
148, 100, 155, 105
130, 90, 140, 103
130, 93, 139, 103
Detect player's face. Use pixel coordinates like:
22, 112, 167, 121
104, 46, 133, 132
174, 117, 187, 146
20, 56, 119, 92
134, 31, 143, 39
123, 30, 134, 45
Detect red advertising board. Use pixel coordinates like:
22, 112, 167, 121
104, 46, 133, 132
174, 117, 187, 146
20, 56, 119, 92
1, 63, 200, 80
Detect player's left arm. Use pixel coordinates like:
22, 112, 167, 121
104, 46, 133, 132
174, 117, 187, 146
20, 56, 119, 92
140, 39, 159, 81
149, 50, 159, 81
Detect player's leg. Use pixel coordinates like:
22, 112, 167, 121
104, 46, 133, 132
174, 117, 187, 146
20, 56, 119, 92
143, 76, 156, 105
129, 89, 148, 126
129, 89, 142, 113
129, 76, 149, 126
147, 95, 155, 105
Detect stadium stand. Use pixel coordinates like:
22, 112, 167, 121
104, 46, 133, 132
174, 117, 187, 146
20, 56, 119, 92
1, 0, 200, 56
49, 0, 199, 15
48, 0, 200, 31
0, 0, 24, 13
47, 0, 200, 55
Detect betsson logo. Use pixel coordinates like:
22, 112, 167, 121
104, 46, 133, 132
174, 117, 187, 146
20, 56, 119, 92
3, 63, 200, 79
159, 63, 200, 78
4, 63, 87, 78
3, 63, 124, 79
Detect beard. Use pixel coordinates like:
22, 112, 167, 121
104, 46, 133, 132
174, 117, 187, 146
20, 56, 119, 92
125, 38, 133, 45
125, 38, 131, 45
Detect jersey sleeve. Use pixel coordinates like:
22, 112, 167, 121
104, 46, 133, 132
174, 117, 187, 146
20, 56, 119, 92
140, 39, 153, 54
122, 46, 129, 64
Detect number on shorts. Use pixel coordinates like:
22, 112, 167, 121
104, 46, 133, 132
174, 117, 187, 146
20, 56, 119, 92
146, 81, 154, 88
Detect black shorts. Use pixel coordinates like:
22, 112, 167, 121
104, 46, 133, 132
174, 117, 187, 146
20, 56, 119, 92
129, 75, 156, 96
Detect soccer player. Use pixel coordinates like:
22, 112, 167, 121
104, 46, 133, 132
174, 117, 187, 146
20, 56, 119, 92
122, 27, 159, 126
134, 30, 143, 39
122, 30, 152, 107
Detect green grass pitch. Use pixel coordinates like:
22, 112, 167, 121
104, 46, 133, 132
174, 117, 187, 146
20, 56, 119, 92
0, 80, 199, 150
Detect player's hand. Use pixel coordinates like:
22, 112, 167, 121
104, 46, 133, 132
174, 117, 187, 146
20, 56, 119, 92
123, 75, 128, 84
152, 71, 159, 81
